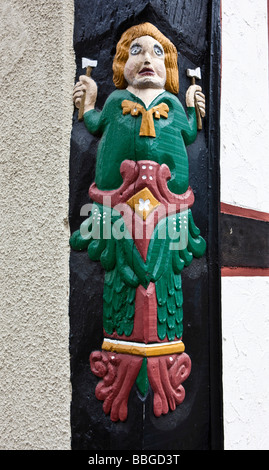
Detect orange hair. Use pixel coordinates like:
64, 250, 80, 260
112, 23, 179, 94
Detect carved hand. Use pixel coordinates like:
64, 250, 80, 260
186, 84, 206, 117
73, 75, 98, 113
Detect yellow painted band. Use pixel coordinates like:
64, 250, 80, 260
101, 339, 185, 357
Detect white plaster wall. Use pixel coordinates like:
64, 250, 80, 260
221, 0, 269, 213
0, 1, 75, 449
222, 277, 269, 449
221, 0, 269, 450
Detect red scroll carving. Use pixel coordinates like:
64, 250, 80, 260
90, 351, 143, 422
89, 159, 194, 210
90, 350, 191, 421
147, 353, 191, 417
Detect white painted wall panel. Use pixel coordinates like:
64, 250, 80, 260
221, 0, 269, 213
222, 277, 269, 450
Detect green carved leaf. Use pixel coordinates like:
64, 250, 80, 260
167, 272, 175, 296
69, 227, 91, 251
187, 232, 206, 259
103, 300, 113, 334
122, 317, 134, 337
116, 241, 140, 288
70, 204, 206, 342
174, 273, 182, 290
175, 288, 183, 308
126, 286, 136, 304
167, 294, 176, 315
167, 326, 176, 341
178, 247, 193, 266
155, 273, 168, 306
103, 266, 136, 337
157, 321, 167, 341
175, 322, 183, 338
100, 237, 116, 271
175, 306, 183, 325
157, 303, 167, 324
167, 312, 176, 330
105, 268, 116, 287
188, 209, 201, 237
172, 250, 185, 274
126, 302, 135, 320
87, 238, 106, 261
187, 209, 206, 257
103, 282, 113, 304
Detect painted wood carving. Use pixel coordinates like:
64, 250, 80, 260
71, 23, 206, 422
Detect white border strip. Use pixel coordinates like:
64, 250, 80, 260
103, 338, 183, 348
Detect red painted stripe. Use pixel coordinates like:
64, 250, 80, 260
221, 267, 269, 277
221, 203, 269, 222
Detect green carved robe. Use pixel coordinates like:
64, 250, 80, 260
83, 89, 197, 194
70, 88, 206, 341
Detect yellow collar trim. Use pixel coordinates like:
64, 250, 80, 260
102, 338, 185, 357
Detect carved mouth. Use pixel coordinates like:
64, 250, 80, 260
139, 67, 155, 76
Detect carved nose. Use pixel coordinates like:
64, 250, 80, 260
144, 51, 151, 63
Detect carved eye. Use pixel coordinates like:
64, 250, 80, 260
154, 44, 164, 57
130, 44, 142, 55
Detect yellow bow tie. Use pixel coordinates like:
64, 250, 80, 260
121, 100, 169, 138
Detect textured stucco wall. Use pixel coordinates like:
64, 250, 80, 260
221, 0, 269, 450
0, 1, 74, 449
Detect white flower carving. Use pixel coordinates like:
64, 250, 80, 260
138, 198, 151, 211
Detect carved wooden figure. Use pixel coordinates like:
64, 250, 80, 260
71, 23, 206, 422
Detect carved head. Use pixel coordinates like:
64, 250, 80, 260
113, 23, 179, 94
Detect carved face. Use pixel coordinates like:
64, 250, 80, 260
124, 35, 166, 89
